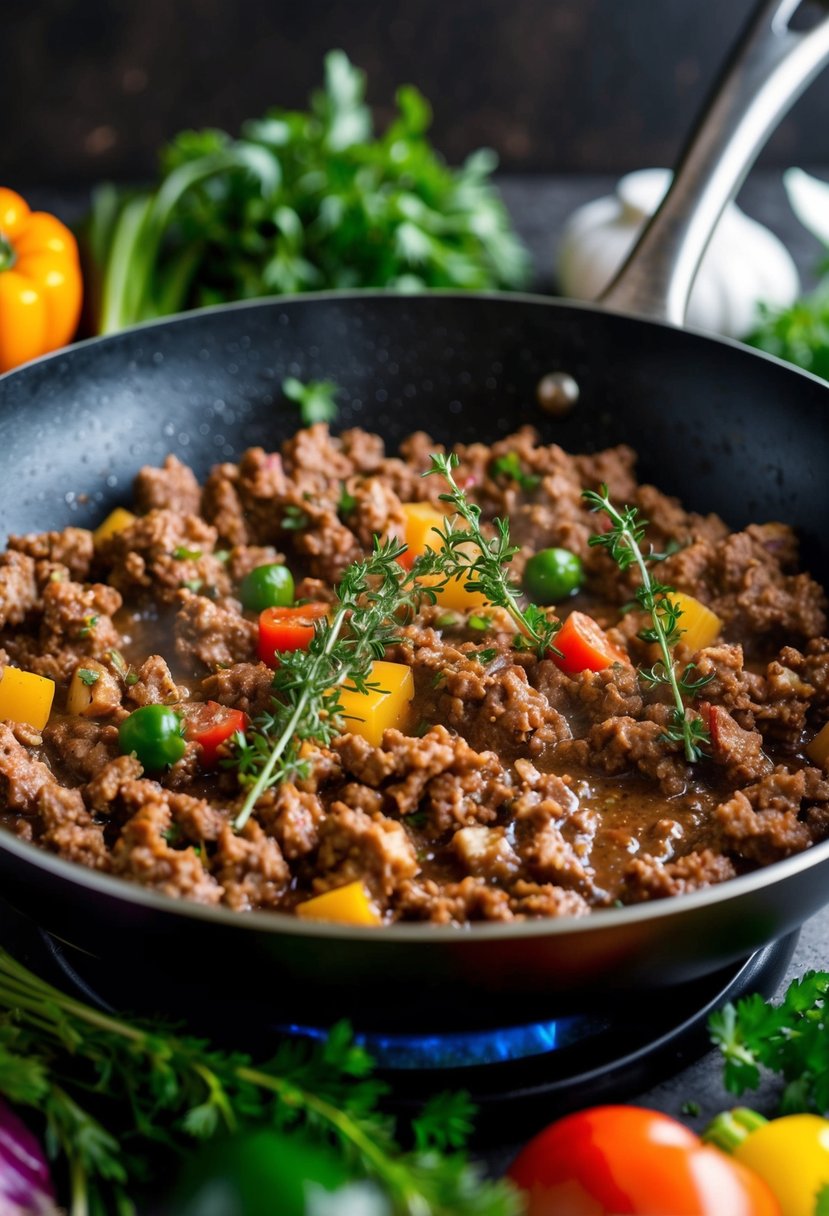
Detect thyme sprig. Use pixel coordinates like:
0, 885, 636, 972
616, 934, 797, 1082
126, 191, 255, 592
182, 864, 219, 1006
419, 453, 560, 659
583, 485, 711, 762
0, 949, 520, 1215
233, 536, 425, 830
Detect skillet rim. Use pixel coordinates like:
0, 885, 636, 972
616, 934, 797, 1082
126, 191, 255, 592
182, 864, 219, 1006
1, 286, 829, 394
1, 287, 828, 943
2, 822, 829, 941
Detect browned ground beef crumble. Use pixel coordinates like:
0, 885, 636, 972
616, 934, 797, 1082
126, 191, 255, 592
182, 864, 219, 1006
1, 424, 828, 924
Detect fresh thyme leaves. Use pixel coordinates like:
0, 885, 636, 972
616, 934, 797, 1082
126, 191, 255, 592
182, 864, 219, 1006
583, 485, 711, 763
0, 949, 521, 1216
709, 969, 829, 1115
232, 537, 425, 830
77, 668, 100, 687
283, 376, 339, 426
419, 453, 561, 659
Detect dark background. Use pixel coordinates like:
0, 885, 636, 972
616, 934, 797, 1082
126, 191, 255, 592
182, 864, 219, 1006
4, 0, 829, 189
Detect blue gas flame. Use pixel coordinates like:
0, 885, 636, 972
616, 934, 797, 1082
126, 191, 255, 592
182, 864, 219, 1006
278, 1014, 604, 1069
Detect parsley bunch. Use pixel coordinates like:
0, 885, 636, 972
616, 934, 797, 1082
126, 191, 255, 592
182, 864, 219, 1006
0, 948, 520, 1216
419, 453, 561, 658
583, 486, 711, 762
84, 51, 529, 335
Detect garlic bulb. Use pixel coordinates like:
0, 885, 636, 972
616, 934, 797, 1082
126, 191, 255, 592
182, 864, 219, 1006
557, 168, 800, 338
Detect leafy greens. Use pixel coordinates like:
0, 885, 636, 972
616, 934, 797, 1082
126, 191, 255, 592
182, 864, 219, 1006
0, 948, 521, 1216
83, 51, 529, 334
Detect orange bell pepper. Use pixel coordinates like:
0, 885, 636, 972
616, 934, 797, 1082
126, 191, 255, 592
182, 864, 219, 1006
0, 188, 83, 373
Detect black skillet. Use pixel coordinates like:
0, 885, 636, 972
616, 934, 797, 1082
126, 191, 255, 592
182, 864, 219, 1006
1, 0, 828, 1029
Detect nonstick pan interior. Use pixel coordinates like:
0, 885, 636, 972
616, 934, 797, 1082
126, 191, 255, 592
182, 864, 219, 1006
1, 291, 828, 1023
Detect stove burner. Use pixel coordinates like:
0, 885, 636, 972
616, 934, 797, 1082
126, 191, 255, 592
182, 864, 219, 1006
0, 897, 798, 1132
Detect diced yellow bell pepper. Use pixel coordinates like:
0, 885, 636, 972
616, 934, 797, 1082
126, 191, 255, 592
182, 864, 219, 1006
336, 660, 414, 746
0, 667, 55, 731
93, 507, 136, 547
417, 572, 491, 614
806, 721, 829, 767
295, 880, 381, 926
400, 501, 445, 566
672, 591, 722, 652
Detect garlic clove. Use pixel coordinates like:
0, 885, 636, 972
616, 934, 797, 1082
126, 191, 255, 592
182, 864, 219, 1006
557, 168, 800, 338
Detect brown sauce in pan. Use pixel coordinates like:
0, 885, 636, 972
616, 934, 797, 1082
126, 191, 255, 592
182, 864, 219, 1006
0, 424, 827, 923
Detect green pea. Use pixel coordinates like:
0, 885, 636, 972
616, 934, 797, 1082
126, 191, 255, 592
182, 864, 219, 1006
118, 705, 186, 770
239, 563, 295, 612
523, 547, 584, 604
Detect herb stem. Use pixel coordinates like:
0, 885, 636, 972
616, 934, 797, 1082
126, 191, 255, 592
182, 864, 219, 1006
584, 486, 709, 763
422, 453, 560, 658
233, 606, 348, 831
236, 1065, 428, 1214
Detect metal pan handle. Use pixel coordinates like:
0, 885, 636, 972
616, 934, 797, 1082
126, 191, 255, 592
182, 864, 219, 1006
598, 0, 829, 324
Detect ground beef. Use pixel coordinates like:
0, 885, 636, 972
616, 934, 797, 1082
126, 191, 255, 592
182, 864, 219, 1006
2, 423, 827, 924
133, 454, 202, 516
97, 509, 230, 603
8, 528, 95, 584
0, 552, 39, 629
175, 592, 257, 670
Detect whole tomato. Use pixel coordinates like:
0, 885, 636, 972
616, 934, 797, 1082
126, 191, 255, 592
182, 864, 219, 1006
508, 1105, 781, 1215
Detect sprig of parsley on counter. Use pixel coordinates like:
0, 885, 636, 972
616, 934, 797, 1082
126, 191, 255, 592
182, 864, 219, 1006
710, 969, 829, 1113
0, 948, 520, 1216
83, 51, 529, 335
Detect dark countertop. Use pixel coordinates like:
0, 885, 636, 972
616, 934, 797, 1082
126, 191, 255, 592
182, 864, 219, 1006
21, 172, 829, 1162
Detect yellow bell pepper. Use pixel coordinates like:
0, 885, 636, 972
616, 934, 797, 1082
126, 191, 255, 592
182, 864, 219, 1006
705, 1108, 829, 1216
426, 572, 491, 614
806, 721, 829, 767
672, 591, 722, 652
0, 667, 55, 730
93, 507, 136, 547
336, 660, 414, 746
398, 501, 446, 569
295, 880, 381, 926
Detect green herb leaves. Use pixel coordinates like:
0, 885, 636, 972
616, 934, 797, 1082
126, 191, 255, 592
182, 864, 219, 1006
83, 51, 529, 335
583, 485, 711, 762
233, 537, 425, 830
0, 949, 521, 1215
283, 376, 339, 426
419, 453, 560, 659
710, 970, 829, 1114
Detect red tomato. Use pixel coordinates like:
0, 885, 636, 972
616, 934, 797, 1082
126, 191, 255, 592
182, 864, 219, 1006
257, 603, 329, 666
182, 701, 248, 767
508, 1106, 781, 1216
554, 610, 629, 675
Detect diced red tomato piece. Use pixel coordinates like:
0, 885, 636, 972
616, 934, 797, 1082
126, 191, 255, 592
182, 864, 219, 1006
257, 603, 329, 666
182, 701, 248, 767
553, 610, 629, 675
